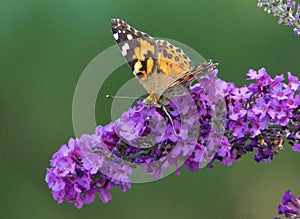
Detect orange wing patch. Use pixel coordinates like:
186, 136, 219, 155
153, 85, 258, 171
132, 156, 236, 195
132, 38, 155, 60
156, 40, 194, 78
132, 38, 157, 81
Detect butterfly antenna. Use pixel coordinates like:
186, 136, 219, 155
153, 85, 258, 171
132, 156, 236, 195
105, 94, 141, 99
162, 106, 178, 136
106, 94, 146, 112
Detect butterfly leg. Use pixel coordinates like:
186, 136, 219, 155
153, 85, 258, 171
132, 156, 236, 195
162, 106, 178, 137
135, 105, 145, 112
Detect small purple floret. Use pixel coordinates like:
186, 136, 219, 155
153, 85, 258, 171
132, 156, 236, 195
275, 190, 300, 218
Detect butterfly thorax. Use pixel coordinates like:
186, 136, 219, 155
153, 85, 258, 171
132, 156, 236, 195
143, 93, 163, 107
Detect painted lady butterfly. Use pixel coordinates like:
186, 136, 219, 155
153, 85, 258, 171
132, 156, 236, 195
111, 18, 217, 108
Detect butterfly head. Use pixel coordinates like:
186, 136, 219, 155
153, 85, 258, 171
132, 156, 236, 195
143, 93, 163, 107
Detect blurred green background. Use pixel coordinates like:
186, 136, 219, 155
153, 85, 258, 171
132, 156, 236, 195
1, 0, 300, 218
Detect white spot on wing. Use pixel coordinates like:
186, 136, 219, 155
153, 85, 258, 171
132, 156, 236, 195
127, 34, 133, 40
121, 43, 130, 56
113, 33, 119, 40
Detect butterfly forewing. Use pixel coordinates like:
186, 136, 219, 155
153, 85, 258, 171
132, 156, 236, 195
111, 19, 159, 93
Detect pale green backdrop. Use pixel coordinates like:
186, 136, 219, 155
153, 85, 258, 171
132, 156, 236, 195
1, 0, 300, 218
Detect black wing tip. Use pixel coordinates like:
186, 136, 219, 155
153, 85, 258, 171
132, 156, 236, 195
111, 18, 127, 27
111, 18, 119, 23
111, 18, 119, 27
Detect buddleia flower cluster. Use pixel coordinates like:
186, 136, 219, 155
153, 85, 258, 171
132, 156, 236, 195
257, 0, 300, 35
45, 67, 300, 209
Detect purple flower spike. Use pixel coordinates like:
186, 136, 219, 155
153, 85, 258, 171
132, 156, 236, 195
258, 0, 300, 35
46, 67, 300, 207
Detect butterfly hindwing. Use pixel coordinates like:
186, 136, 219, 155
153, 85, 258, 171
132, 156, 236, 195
156, 39, 194, 77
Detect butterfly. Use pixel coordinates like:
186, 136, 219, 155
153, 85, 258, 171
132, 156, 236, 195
111, 18, 217, 109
